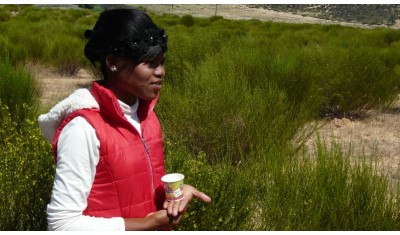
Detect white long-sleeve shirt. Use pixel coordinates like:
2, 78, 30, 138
47, 99, 141, 231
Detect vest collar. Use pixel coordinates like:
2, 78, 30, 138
38, 88, 99, 143
38, 81, 159, 144
89, 81, 159, 123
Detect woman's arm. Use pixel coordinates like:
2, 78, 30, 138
47, 117, 125, 230
124, 209, 183, 230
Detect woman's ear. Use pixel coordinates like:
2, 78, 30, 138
105, 54, 118, 71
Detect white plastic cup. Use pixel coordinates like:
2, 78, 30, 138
161, 173, 185, 201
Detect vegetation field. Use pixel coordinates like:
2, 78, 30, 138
1, 5, 400, 230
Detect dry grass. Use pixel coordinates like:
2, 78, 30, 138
28, 63, 94, 108
305, 104, 400, 182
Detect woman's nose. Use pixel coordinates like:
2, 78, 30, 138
154, 64, 165, 78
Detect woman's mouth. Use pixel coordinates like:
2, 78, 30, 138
150, 80, 163, 91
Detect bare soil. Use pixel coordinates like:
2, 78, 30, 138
34, 5, 400, 181
28, 63, 94, 108
305, 110, 400, 181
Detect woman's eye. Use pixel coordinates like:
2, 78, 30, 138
142, 56, 165, 68
147, 61, 163, 68
147, 62, 157, 67
142, 61, 154, 66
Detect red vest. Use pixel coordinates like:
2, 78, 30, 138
53, 82, 166, 218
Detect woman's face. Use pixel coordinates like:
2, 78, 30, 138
109, 53, 166, 105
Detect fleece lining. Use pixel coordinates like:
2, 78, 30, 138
38, 88, 99, 143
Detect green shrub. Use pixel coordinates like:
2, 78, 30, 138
0, 11, 11, 22
313, 46, 400, 118
153, 13, 180, 27
0, 101, 54, 230
180, 14, 195, 27
44, 35, 85, 76
0, 61, 39, 123
253, 140, 400, 230
0, 35, 12, 61
164, 134, 400, 230
164, 144, 254, 230
159, 35, 319, 165
0, 4, 19, 12
209, 15, 223, 23
0, 5, 93, 73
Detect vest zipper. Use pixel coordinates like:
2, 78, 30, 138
141, 137, 155, 195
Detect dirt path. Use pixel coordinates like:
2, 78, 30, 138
305, 110, 400, 181
28, 64, 94, 108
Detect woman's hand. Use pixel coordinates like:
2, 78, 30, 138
146, 209, 183, 229
124, 209, 183, 230
125, 184, 211, 230
163, 184, 211, 217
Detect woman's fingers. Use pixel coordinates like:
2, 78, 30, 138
167, 200, 181, 217
163, 184, 211, 217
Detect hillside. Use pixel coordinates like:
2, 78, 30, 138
36, 4, 400, 29
247, 4, 400, 26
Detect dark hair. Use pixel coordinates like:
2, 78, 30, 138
84, 8, 168, 77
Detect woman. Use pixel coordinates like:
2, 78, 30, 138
38, 8, 211, 231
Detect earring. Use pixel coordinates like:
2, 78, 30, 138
110, 65, 117, 72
